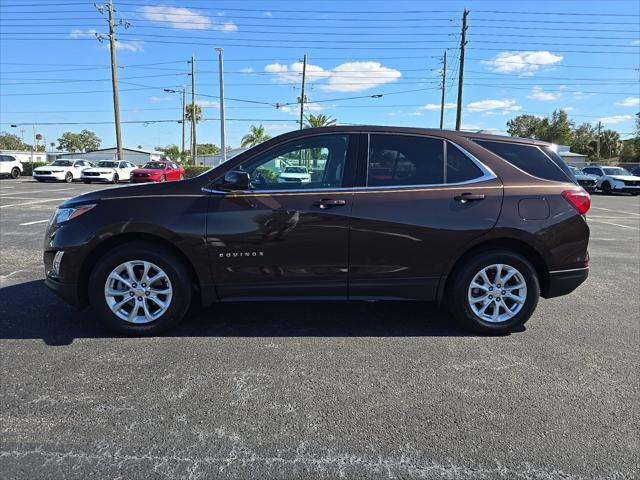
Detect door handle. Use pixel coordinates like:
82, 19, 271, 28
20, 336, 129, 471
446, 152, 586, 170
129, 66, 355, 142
313, 198, 347, 209
454, 192, 485, 203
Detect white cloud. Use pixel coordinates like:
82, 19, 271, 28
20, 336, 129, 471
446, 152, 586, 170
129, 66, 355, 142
264, 61, 401, 92
150, 96, 172, 103
198, 100, 219, 108
467, 99, 522, 114
278, 102, 324, 114
562, 106, 574, 112
116, 40, 144, 52
141, 6, 237, 32
419, 102, 456, 111
69, 28, 98, 38
239, 67, 255, 74
265, 123, 294, 134
631, 40, 640, 46
599, 114, 632, 124
527, 86, 561, 101
482, 51, 563, 75
616, 97, 640, 107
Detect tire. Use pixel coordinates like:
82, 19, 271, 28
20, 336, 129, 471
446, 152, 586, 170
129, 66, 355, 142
160, 175, 166, 183
88, 242, 192, 336
112, 173, 119, 184
10, 167, 20, 179
83, 180, 91, 184
447, 249, 540, 334
36, 178, 44, 183
179, 174, 184, 181
602, 182, 612, 195
64, 172, 73, 183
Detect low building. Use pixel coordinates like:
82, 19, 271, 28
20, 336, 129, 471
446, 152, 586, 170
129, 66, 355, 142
0, 149, 48, 163
56, 147, 163, 165
197, 147, 248, 167
557, 145, 589, 166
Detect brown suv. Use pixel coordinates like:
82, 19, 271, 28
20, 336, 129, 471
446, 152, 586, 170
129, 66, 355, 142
44, 126, 590, 335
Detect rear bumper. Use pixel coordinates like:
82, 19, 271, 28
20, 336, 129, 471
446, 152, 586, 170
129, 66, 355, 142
543, 267, 589, 298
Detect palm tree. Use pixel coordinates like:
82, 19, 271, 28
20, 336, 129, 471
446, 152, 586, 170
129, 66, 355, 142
185, 103, 202, 124
241, 124, 272, 147
601, 129, 622, 159
305, 114, 337, 128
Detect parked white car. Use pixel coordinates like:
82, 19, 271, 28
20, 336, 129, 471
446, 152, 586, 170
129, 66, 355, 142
278, 166, 312, 184
33, 159, 95, 183
582, 166, 640, 195
81, 160, 138, 184
0, 154, 23, 179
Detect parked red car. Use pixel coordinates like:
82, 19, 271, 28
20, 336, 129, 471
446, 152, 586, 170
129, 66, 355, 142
130, 161, 185, 183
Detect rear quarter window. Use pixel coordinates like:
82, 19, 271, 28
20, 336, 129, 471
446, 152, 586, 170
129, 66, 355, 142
474, 139, 573, 183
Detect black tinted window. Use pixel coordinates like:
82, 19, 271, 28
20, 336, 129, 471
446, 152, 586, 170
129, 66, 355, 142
368, 134, 444, 186
446, 143, 483, 183
540, 147, 576, 183
583, 167, 601, 176
475, 140, 571, 183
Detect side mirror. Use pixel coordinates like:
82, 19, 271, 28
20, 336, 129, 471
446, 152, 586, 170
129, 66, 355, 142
219, 170, 250, 191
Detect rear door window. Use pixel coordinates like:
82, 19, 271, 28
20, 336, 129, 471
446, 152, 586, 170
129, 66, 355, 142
474, 139, 572, 183
367, 134, 444, 186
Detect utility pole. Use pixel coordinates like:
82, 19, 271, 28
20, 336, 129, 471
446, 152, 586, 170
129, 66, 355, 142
31, 124, 36, 163
181, 86, 186, 161
215, 48, 226, 163
106, 0, 123, 160
439, 50, 447, 129
299, 53, 307, 130
455, 8, 469, 131
596, 120, 602, 160
190, 55, 197, 164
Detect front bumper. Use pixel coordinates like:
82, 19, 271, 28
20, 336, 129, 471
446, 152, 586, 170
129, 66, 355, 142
544, 267, 589, 298
613, 186, 640, 194
34, 172, 66, 181
82, 173, 112, 182
44, 275, 83, 308
130, 176, 157, 183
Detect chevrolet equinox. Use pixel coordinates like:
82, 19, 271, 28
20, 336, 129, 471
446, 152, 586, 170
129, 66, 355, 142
44, 127, 590, 335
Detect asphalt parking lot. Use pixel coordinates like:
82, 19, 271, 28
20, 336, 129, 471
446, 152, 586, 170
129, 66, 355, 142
1, 178, 638, 479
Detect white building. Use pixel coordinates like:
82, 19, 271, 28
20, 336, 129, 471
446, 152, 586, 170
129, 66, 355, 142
557, 145, 589, 166
56, 147, 163, 165
197, 147, 248, 167
0, 149, 48, 163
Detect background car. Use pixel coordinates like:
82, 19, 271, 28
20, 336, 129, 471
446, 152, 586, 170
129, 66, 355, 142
130, 161, 185, 183
33, 159, 94, 183
582, 165, 640, 195
0, 154, 23, 179
630, 166, 640, 176
569, 166, 597, 193
278, 165, 312, 184
81, 160, 138, 184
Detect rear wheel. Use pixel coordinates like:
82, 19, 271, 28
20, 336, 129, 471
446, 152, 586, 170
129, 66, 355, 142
88, 242, 192, 335
64, 172, 73, 183
10, 167, 20, 179
83, 180, 91, 184
112, 173, 119, 184
601, 182, 612, 195
447, 250, 540, 334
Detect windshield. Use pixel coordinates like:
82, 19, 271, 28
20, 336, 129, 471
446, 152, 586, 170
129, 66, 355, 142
570, 166, 584, 175
97, 161, 117, 168
51, 160, 73, 167
142, 162, 166, 169
603, 167, 631, 176
284, 166, 308, 173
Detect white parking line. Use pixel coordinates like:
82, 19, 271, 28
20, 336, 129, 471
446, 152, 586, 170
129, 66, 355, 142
591, 206, 640, 217
589, 219, 639, 231
0, 187, 75, 196
0, 198, 68, 209
19, 219, 50, 226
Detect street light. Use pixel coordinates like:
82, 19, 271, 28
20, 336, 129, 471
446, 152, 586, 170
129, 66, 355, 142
164, 87, 187, 161
214, 47, 226, 163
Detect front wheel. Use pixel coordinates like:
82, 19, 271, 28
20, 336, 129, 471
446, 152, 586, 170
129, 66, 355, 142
601, 182, 612, 195
83, 180, 91, 184
447, 250, 540, 334
64, 172, 73, 183
88, 242, 192, 335
10, 167, 20, 179
112, 173, 119, 184
159, 175, 166, 183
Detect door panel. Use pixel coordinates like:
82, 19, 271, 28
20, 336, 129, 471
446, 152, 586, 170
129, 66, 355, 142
206, 133, 358, 300
348, 134, 503, 301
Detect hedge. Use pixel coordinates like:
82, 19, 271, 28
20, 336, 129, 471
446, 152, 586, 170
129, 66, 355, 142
20, 162, 47, 176
183, 165, 211, 178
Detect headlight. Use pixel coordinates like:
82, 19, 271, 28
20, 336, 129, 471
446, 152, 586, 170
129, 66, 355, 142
49, 170, 63, 173
51, 204, 96, 225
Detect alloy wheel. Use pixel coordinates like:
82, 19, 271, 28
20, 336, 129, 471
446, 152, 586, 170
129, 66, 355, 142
104, 260, 173, 324
467, 263, 527, 323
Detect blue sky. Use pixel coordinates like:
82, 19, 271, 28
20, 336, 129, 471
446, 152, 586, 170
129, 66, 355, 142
1, 0, 639, 151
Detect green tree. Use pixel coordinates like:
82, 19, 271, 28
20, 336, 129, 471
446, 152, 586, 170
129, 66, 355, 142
620, 139, 640, 162
185, 103, 202, 124
600, 129, 622, 159
156, 144, 181, 161
57, 129, 101, 152
571, 123, 597, 159
304, 113, 337, 128
541, 109, 574, 145
506, 115, 548, 139
241, 124, 272, 147
0, 132, 29, 150
197, 143, 220, 155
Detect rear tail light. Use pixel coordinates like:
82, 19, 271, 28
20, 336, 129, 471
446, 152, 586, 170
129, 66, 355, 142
562, 189, 590, 215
